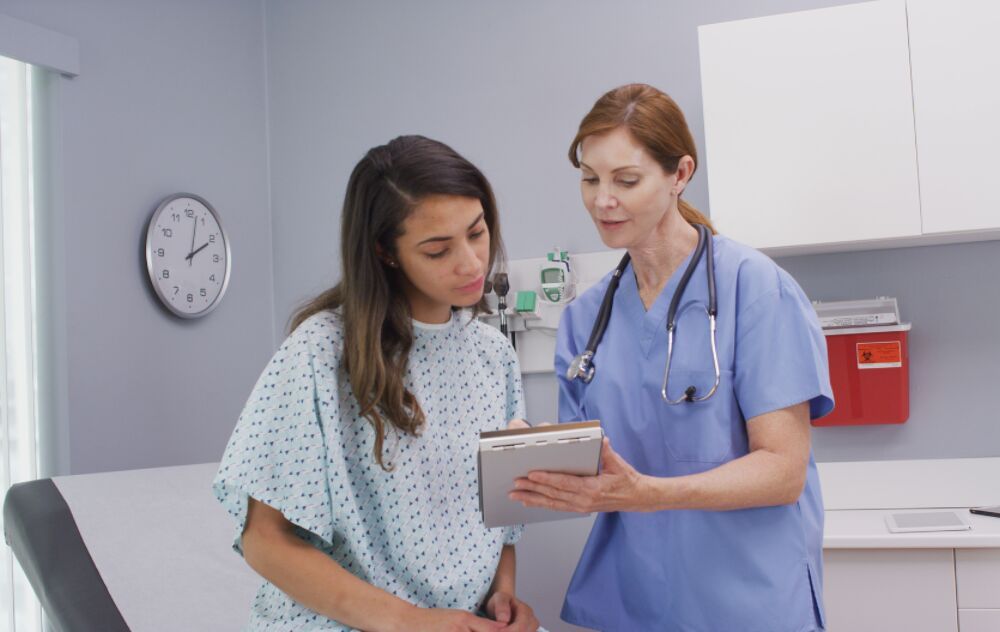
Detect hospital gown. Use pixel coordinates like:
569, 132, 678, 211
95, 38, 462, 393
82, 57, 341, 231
213, 309, 524, 631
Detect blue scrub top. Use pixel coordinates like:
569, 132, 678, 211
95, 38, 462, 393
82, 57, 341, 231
555, 234, 834, 632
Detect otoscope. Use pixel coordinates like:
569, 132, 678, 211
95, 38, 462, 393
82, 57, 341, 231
491, 272, 514, 349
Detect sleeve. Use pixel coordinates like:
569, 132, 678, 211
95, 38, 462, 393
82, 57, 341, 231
554, 304, 587, 424
212, 325, 335, 554
733, 270, 835, 422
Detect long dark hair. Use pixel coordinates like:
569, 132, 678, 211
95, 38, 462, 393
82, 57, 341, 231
289, 135, 505, 470
569, 83, 715, 233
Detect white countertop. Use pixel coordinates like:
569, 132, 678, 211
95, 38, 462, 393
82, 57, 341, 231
818, 457, 1000, 549
824, 509, 1000, 549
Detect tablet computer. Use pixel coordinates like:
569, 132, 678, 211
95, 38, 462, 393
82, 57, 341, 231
885, 511, 972, 533
478, 421, 602, 528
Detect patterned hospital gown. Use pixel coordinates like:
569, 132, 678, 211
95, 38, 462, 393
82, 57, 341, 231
213, 309, 525, 631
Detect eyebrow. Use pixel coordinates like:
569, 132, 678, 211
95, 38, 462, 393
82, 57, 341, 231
579, 161, 641, 173
417, 211, 486, 246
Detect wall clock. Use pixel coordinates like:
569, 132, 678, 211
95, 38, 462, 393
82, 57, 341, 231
145, 193, 231, 318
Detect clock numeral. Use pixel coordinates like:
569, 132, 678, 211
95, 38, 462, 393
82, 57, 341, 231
173, 286, 179, 295
162, 269, 170, 279
209, 234, 216, 244
157, 248, 164, 257
187, 293, 194, 303
171, 213, 180, 222
212, 254, 220, 263
201, 217, 206, 226
161, 228, 173, 238
200, 288, 207, 298
185, 209, 194, 218
209, 274, 216, 282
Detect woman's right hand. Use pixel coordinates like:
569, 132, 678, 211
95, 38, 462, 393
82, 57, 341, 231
507, 418, 531, 430
401, 607, 507, 632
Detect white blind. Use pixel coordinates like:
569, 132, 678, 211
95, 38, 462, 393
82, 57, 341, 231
0, 54, 43, 632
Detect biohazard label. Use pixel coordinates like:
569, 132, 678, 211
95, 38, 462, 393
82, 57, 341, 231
856, 341, 902, 369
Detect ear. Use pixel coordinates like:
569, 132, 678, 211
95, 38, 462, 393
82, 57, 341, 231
674, 155, 696, 194
374, 243, 399, 268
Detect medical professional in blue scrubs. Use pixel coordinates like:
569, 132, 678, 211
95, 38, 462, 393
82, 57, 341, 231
509, 84, 834, 631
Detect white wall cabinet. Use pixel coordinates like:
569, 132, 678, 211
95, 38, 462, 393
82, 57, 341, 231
824, 549, 958, 632
699, 0, 1000, 255
826, 548, 1000, 632
907, 0, 1000, 236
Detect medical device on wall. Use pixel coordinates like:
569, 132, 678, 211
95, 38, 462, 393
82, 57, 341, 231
539, 247, 576, 304
488, 273, 514, 348
567, 224, 721, 405
812, 297, 911, 426
477, 247, 627, 374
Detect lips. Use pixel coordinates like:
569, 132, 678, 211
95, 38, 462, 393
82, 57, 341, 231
457, 275, 485, 293
599, 219, 628, 230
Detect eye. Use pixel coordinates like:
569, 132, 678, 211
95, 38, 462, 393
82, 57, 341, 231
426, 249, 448, 260
582, 176, 598, 185
469, 229, 486, 240
618, 178, 639, 187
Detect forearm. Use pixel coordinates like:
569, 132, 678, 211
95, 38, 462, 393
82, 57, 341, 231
642, 448, 807, 512
243, 529, 413, 632
488, 545, 516, 597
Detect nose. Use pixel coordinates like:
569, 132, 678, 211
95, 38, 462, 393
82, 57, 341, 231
454, 239, 482, 277
594, 184, 618, 211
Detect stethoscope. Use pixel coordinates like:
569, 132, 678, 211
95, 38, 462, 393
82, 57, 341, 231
566, 223, 721, 404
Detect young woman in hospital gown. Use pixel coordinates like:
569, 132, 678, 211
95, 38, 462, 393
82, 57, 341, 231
509, 84, 835, 631
214, 135, 540, 632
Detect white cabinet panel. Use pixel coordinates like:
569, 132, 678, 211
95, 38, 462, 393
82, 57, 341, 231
824, 549, 958, 632
959, 609, 1000, 632
699, 1, 921, 251
908, 0, 1000, 234
956, 549, 1000, 608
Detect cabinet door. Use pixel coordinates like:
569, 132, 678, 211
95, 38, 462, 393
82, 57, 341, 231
824, 549, 958, 632
908, 0, 1000, 234
698, 0, 921, 252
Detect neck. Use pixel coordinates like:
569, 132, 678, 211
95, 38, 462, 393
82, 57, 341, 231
404, 286, 452, 324
628, 208, 700, 296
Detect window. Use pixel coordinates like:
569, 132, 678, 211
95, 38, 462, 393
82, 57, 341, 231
0, 53, 43, 632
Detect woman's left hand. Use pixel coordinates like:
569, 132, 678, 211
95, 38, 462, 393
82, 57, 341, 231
484, 591, 539, 632
509, 438, 650, 513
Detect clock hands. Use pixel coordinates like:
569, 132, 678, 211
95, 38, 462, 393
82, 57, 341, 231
185, 242, 209, 262
188, 213, 198, 266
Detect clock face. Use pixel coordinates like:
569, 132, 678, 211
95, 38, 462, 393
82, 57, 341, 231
145, 194, 231, 318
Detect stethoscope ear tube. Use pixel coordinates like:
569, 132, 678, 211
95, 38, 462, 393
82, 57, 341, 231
569, 223, 721, 406
661, 224, 721, 403
566, 253, 631, 383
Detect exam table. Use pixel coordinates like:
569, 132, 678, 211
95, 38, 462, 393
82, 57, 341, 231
3, 463, 260, 631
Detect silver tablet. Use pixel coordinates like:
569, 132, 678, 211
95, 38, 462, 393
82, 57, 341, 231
885, 511, 972, 533
478, 421, 603, 528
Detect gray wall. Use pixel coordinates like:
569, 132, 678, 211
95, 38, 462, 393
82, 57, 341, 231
0, 0, 276, 475
265, 0, 1000, 461
264, 2, 1000, 629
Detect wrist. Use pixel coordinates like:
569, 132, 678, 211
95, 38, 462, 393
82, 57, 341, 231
638, 474, 672, 512
383, 602, 418, 632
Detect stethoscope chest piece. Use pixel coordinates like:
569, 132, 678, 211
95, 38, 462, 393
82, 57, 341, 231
567, 350, 596, 383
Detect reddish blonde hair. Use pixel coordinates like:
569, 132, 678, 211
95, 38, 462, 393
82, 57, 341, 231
569, 83, 715, 233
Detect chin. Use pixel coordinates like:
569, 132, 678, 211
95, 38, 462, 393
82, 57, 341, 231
451, 292, 483, 309
597, 230, 634, 250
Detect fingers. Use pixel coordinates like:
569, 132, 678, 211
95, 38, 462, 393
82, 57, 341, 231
512, 476, 581, 504
466, 614, 506, 632
524, 470, 585, 491
506, 418, 531, 430
491, 592, 512, 624
508, 489, 585, 513
507, 599, 540, 632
